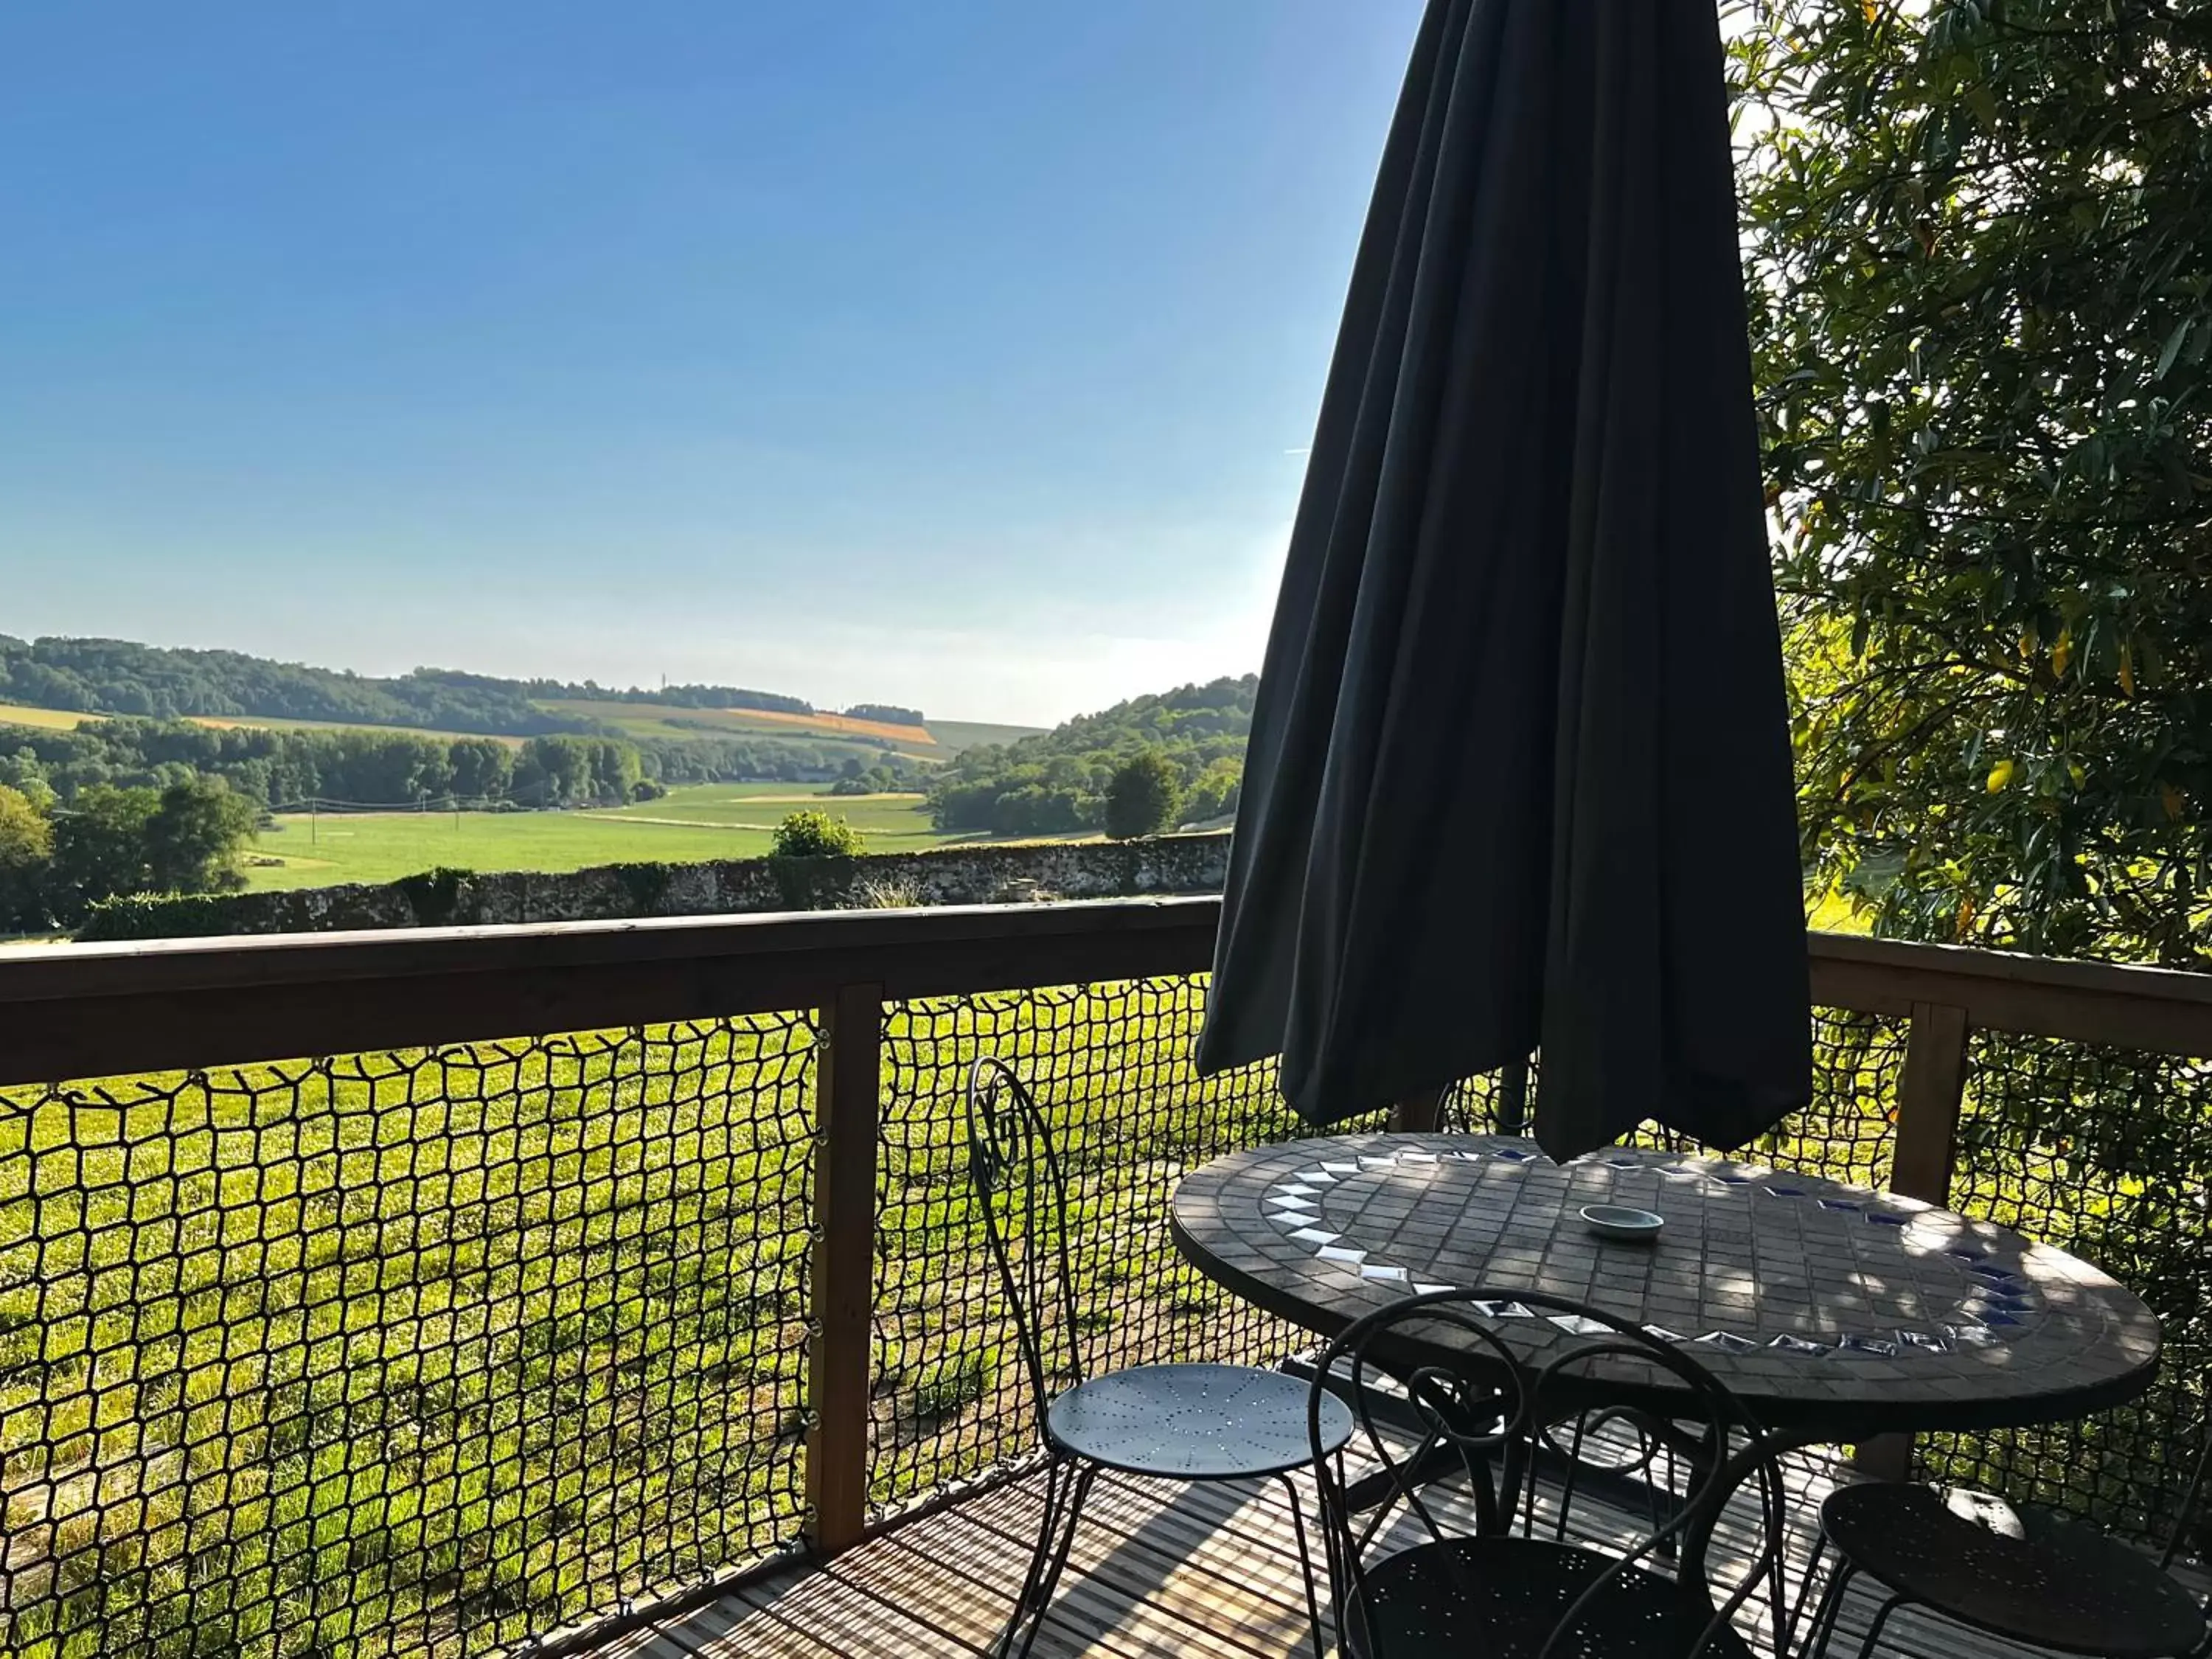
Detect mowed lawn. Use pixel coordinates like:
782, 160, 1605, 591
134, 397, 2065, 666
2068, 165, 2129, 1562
243, 785, 958, 891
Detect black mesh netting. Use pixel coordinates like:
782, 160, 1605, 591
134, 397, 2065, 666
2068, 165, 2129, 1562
0, 1016, 816, 1659
1912, 1033, 2212, 1552
869, 978, 1366, 1513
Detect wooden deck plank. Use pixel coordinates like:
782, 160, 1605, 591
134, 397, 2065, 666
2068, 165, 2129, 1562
963, 1474, 1324, 1659
644, 1590, 844, 1658
928, 1480, 1288, 1659
585, 1445, 2171, 1659
567, 1615, 705, 1659
726, 1556, 991, 1659
862, 1530, 1103, 1659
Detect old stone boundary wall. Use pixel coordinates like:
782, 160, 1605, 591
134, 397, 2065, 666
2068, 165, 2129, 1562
77, 832, 1233, 940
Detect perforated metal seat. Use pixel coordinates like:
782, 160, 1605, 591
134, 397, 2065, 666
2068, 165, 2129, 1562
1340, 1537, 1755, 1659
1803, 1482, 2208, 1659
1047, 1363, 1354, 1478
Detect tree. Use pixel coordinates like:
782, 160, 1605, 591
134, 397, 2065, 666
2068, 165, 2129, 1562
1105, 752, 1182, 841
48, 785, 161, 919
0, 784, 52, 928
926, 676, 1256, 834
773, 810, 864, 858
448, 737, 515, 801
1183, 757, 1244, 825
145, 776, 257, 894
1735, 0, 2212, 963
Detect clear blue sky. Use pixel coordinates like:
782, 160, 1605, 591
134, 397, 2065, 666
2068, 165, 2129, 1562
0, 1, 1423, 724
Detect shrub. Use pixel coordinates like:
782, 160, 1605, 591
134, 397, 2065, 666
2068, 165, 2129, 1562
1104, 752, 1182, 841
771, 810, 863, 858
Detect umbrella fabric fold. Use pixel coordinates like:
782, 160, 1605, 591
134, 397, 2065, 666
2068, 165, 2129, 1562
1195, 0, 1811, 1159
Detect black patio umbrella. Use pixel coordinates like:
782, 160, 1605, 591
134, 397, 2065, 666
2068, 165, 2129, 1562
1195, 0, 1811, 1159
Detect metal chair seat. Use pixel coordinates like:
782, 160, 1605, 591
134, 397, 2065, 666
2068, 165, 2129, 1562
1339, 1537, 1754, 1659
1812, 1484, 2207, 1658
1046, 1362, 1354, 1479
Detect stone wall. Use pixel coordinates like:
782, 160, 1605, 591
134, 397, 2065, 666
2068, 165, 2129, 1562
77, 832, 1233, 940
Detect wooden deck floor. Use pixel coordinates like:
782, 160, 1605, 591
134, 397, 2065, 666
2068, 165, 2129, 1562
586, 1444, 2150, 1659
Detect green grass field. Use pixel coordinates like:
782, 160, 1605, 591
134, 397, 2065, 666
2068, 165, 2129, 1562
240, 785, 961, 891
921, 719, 1046, 753
534, 698, 948, 758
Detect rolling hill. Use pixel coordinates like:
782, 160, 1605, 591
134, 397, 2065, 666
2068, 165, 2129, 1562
0, 633, 1041, 756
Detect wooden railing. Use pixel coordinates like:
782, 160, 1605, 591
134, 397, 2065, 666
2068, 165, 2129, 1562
6, 897, 2212, 1646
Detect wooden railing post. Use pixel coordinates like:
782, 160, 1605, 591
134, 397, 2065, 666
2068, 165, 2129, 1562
1891, 1001, 1972, 1208
1390, 1088, 1444, 1133
804, 981, 884, 1555
1854, 999, 1972, 1481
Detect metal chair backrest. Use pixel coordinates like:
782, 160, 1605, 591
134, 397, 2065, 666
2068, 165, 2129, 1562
1307, 1286, 1781, 1659
2158, 1416, 2212, 1571
965, 1057, 1085, 1433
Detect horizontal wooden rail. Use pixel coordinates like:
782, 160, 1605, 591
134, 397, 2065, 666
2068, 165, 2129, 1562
0, 900, 1220, 1088
4, 899, 2212, 1088
1806, 931, 2212, 1054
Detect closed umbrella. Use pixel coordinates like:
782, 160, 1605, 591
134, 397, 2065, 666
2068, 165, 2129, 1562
1196, 0, 1810, 1159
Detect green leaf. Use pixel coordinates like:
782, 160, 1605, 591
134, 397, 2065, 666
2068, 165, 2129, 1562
2157, 319, 2191, 380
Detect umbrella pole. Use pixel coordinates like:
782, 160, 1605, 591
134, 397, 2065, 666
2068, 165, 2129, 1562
1498, 1061, 1531, 1138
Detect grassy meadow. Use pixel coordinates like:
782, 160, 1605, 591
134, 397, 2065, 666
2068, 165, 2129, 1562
240, 785, 965, 891
532, 699, 947, 758
0, 702, 102, 732
0, 698, 1042, 761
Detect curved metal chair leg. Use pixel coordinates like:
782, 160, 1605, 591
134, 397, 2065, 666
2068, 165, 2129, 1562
990, 1458, 1093, 1659
1554, 1416, 1588, 1541
1276, 1470, 1329, 1658
1851, 1591, 1914, 1659
1800, 1555, 1856, 1659
1786, 1531, 1833, 1649
1755, 1455, 1794, 1655
1003, 1461, 1070, 1620
1008, 1461, 1097, 1659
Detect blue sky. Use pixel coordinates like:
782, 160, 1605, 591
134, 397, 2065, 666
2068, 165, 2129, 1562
0, 2, 1422, 724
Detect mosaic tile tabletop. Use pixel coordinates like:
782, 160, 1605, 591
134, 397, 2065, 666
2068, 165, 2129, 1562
1170, 1133, 2160, 1433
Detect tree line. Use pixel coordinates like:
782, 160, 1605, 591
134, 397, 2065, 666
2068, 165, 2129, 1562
926, 677, 1252, 838
0, 717, 925, 813
0, 776, 257, 929
0, 634, 925, 737
526, 679, 926, 726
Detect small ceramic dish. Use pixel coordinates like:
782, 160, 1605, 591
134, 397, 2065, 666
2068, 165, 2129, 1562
1581, 1203, 1664, 1244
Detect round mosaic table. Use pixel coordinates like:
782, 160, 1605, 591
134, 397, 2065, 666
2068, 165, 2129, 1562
1170, 1133, 2160, 1437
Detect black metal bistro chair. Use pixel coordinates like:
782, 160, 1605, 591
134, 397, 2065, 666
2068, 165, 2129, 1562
1795, 1433, 2212, 1659
964, 1057, 1354, 1659
1306, 1286, 1784, 1659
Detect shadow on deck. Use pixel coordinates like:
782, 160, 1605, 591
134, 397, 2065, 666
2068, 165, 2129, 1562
586, 1442, 2115, 1659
